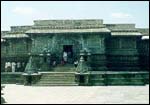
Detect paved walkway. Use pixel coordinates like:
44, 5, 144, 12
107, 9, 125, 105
2, 84, 149, 104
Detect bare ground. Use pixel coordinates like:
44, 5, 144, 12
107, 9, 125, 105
2, 84, 149, 104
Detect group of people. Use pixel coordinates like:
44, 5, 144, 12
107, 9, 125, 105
61, 51, 78, 67
61, 51, 71, 65
42, 50, 79, 68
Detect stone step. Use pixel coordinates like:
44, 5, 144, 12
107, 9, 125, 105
36, 81, 76, 83
41, 76, 75, 79
53, 68, 73, 70
37, 75, 75, 78
42, 72, 75, 74
37, 81, 76, 83
33, 83, 78, 86
39, 80, 75, 82
42, 77, 75, 79
41, 74, 75, 76
39, 79, 75, 81
40, 78, 75, 81
91, 83, 105, 86
41, 76, 75, 78
52, 66, 75, 70
36, 82, 77, 85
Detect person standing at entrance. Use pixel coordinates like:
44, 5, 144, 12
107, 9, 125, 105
74, 60, 78, 67
63, 51, 68, 63
12, 62, 16, 72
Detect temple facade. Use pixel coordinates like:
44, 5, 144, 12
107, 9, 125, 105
1, 19, 149, 86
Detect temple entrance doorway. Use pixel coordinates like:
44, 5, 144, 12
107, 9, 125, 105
63, 45, 73, 64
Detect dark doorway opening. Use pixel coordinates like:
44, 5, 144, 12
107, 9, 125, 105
63, 45, 73, 54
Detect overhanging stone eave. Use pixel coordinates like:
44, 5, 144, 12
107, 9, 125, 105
141, 36, 149, 40
25, 29, 111, 34
2, 37, 30, 39
111, 32, 142, 36
2, 36, 30, 39
111, 34, 142, 37
26, 31, 111, 34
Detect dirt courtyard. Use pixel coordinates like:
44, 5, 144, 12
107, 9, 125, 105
2, 84, 149, 104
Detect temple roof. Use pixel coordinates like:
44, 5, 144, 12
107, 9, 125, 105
34, 19, 103, 27
137, 28, 149, 36
1, 20, 149, 38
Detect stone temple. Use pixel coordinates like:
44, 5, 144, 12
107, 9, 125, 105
1, 19, 149, 86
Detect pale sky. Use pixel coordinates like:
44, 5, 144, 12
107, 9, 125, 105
1, 1, 149, 31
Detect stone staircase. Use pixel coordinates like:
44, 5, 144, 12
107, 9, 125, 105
34, 72, 78, 86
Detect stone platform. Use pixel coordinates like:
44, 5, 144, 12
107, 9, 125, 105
1, 71, 149, 86
89, 71, 149, 86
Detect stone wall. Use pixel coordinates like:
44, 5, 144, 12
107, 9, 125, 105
29, 32, 109, 71
137, 39, 149, 71
86, 33, 109, 71
106, 36, 140, 71
1, 38, 31, 72
1, 73, 24, 84
89, 71, 149, 86
1, 38, 31, 58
